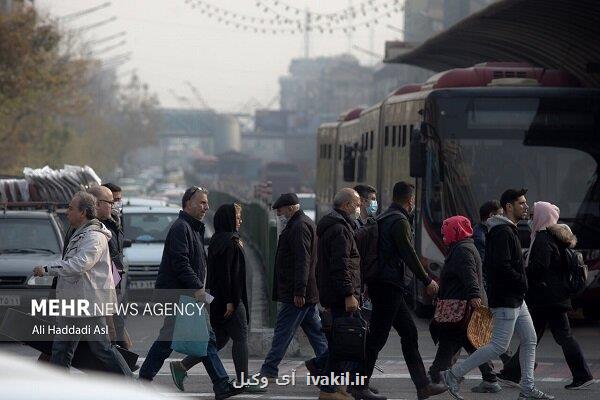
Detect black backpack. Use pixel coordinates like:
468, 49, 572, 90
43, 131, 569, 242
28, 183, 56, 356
564, 248, 588, 295
355, 218, 379, 285
355, 210, 405, 285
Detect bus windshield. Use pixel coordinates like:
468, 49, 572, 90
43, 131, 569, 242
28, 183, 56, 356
426, 94, 600, 249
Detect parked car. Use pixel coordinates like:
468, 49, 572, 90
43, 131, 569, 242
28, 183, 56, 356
0, 210, 63, 321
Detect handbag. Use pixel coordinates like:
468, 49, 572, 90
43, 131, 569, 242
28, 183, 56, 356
431, 299, 472, 331
171, 295, 209, 357
330, 312, 369, 362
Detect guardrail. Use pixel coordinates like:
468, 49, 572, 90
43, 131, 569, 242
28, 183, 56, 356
209, 191, 278, 327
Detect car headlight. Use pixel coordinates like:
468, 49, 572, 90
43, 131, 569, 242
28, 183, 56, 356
27, 275, 55, 287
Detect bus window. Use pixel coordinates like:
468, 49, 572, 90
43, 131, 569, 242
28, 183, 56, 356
370, 131, 374, 150
402, 126, 407, 147
328, 144, 332, 159
392, 126, 397, 146
339, 145, 342, 160
343, 144, 356, 182
384, 126, 389, 146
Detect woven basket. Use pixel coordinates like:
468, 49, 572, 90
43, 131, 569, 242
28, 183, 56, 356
467, 306, 493, 349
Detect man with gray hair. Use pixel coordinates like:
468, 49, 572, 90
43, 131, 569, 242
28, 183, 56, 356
33, 192, 131, 375
316, 187, 363, 400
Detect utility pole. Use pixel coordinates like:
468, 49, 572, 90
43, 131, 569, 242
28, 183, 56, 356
303, 7, 310, 58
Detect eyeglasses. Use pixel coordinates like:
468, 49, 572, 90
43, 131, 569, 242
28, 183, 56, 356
98, 199, 115, 205
189, 186, 207, 198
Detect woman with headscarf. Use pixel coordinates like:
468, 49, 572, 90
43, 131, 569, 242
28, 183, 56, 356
170, 203, 260, 392
429, 215, 501, 394
498, 202, 593, 390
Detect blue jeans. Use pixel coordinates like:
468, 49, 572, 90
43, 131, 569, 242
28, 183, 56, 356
260, 303, 329, 377
451, 302, 537, 392
139, 315, 230, 393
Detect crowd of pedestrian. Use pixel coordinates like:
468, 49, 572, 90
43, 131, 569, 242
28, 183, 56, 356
31, 181, 594, 400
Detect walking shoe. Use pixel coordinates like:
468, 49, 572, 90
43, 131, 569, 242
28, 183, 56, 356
439, 370, 461, 400
336, 386, 353, 400
215, 380, 245, 400
305, 358, 321, 376
517, 388, 554, 400
497, 372, 521, 388
169, 361, 187, 392
348, 386, 387, 400
565, 378, 595, 390
319, 390, 352, 400
243, 384, 268, 393
417, 382, 449, 400
471, 381, 502, 393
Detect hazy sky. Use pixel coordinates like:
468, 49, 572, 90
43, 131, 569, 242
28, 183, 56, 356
37, 0, 404, 112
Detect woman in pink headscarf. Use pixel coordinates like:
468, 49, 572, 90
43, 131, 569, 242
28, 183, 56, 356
429, 216, 501, 393
499, 202, 594, 390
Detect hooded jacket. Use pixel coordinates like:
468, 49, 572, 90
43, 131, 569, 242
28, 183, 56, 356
484, 215, 528, 308
207, 204, 249, 324
525, 224, 575, 311
155, 211, 207, 290
45, 219, 117, 317
316, 208, 361, 309
272, 209, 319, 304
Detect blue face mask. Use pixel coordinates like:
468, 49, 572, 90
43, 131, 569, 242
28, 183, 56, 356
367, 200, 378, 216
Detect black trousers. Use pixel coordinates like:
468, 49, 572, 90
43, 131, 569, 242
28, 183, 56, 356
502, 306, 592, 382
362, 283, 429, 390
429, 334, 497, 383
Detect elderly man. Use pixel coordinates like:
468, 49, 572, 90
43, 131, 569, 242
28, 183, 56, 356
33, 192, 131, 375
89, 185, 129, 349
316, 188, 362, 400
139, 187, 240, 400
258, 193, 328, 380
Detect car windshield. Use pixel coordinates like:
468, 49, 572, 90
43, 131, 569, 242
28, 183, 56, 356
425, 95, 600, 249
123, 213, 179, 242
0, 218, 60, 254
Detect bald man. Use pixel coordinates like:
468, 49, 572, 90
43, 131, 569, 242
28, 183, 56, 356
89, 185, 129, 348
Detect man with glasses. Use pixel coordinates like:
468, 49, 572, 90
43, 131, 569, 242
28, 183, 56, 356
89, 185, 129, 349
139, 187, 241, 400
102, 183, 123, 212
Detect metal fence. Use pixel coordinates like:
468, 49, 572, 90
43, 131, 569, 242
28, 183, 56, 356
209, 190, 278, 327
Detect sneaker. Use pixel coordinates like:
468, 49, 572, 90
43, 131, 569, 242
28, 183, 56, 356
517, 388, 554, 400
565, 378, 595, 390
169, 361, 187, 392
440, 370, 462, 400
471, 381, 502, 393
497, 372, 521, 388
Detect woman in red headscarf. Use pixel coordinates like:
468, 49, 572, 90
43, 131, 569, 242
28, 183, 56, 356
429, 216, 502, 394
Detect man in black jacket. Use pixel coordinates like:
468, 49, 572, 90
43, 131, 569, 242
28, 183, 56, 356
358, 182, 445, 400
139, 187, 240, 400
259, 193, 328, 380
316, 187, 362, 400
442, 189, 554, 400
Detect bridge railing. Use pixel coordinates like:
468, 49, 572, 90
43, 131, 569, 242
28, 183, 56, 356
209, 190, 278, 327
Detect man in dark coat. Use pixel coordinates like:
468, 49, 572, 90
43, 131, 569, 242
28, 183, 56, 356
139, 187, 241, 400
443, 189, 554, 400
316, 188, 362, 400
358, 182, 445, 400
259, 193, 328, 380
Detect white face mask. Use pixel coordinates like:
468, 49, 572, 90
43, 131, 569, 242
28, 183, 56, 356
278, 215, 289, 227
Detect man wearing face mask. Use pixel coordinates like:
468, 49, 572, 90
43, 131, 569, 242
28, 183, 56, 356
258, 193, 328, 382
354, 185, 378, 227
357, 181, 446, 400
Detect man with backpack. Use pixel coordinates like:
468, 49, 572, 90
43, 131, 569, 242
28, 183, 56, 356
498, 202, 593, 390
442, 189, 554, 400
357, 181, 446, 400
